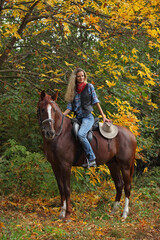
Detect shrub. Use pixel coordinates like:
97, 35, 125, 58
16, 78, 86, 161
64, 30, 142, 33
0, 139, 58, 197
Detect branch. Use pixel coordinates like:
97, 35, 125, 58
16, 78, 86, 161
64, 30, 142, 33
0, 69, 40, 76
30, 45, 67, 71
71, 1, 110, 19
0, 68, 66, 82
20, 76, 43, 91
0, 0, 5, 14
26, 14, 49, 23
0, 79, 25, 102
0, 74, 43, 91
0, 0, 40, 68
0, 75, 18, 78
1, 1, 34, 10
0, 79, 18, 90
0, 74, 66, 103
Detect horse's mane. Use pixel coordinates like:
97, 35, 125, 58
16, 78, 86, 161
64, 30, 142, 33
43, 94, 63, 114
43, 94, 52, 103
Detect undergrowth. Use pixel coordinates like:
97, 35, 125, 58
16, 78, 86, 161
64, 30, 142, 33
0, 140, 160, 239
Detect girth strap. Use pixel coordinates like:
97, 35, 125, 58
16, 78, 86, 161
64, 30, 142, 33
107, 139, 112, 152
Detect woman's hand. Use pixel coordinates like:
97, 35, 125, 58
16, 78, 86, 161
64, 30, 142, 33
102, 115, 112, 123
63, 109, 71, 116
95, 102, 112, 123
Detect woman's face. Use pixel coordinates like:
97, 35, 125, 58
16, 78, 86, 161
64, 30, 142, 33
76, 71, 85, 83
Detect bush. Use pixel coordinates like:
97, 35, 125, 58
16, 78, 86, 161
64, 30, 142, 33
0, 139, 58, 197
0, 140, 113, 198
136, 167, 160, 188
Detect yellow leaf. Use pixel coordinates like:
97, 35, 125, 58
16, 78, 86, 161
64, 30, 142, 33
50, 78, 63, 83
41, 40, 50, 46
14, 32, 21, 39
82, 54, 87, 59
98, 165, 110, 175
143, 167, 148, 173
63, 22, 71, 36
121, 55, 128, 63
147, 99, 158, 108
131, 36, 136, 40
95, 25, 101, 32
64, 61, 73, 66
47, 0, 57, 7
0, 222, 5, 229
144, 78, 156, 86
137, 70, 145, 78
126, 73, 137, 80
9, 201, 17, 206
85, 14, 100, 24
106, 80, 116, 87
46, 70, 54, 73
132, 48, 138, 54
97, 85, 104, 90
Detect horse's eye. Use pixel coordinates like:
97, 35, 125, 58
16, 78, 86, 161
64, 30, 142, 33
41, 108, 45, 113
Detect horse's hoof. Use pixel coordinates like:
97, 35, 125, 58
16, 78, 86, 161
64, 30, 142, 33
122, 211, 128, 219
110, 210, 115, 215
63, 218, 72, 223
58, 213, 66, 219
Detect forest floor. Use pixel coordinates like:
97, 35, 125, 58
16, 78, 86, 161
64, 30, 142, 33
0, 168, 160, 240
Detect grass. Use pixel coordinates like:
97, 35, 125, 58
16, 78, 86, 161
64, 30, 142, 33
0, 167, 160, 239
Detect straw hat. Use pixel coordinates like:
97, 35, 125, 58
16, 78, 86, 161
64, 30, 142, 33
99, 122, 118, 139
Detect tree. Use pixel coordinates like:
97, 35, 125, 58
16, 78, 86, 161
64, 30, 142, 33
0, 0, 159, 164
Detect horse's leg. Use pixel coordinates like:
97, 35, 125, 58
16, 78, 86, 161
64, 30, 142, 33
107, 160, 124, 214
58, 180, 66, 219
51, 164, 66, 219
62, 166, 72, 221
120, 159, 134, 219
52, 164, 72, 221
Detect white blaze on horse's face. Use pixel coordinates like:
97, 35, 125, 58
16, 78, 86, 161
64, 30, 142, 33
47, 104, 52, 123
42, 103, 55, 140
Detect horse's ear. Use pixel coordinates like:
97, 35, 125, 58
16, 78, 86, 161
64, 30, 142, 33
52, 91, 58, 101
40, 90, 46, 100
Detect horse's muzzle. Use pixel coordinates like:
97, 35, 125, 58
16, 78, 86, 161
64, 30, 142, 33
44, 130, 55, 140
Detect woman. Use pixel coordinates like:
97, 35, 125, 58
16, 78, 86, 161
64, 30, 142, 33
63, 68, 111, 168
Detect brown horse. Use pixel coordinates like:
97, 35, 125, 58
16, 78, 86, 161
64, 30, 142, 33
37, 90, 136, 220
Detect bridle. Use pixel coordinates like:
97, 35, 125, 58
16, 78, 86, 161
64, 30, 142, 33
38, 100, 64, 137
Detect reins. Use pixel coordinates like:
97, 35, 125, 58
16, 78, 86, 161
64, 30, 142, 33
42, 119, 55, 125
55, 114, 64, 136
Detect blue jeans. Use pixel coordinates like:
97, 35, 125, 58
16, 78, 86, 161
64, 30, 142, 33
77, 114, 95, 161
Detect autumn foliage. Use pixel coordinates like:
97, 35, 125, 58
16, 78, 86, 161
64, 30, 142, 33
0, 1, 159, 165
0, 2, 160, 239
0, 0, 159, 197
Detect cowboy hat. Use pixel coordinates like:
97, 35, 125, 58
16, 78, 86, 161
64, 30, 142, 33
99, 122, 118, 139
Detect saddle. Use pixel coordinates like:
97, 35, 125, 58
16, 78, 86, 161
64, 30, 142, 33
71, 117, 99, 142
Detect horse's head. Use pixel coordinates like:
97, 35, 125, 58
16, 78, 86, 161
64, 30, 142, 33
38, 90, 59, 140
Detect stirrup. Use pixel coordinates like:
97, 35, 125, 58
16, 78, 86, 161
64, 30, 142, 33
82, 159, 97, 168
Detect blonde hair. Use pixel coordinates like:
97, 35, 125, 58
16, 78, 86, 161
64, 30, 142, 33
65, 68, 88, 102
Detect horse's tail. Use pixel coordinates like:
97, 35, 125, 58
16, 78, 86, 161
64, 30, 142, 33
130, 135, 136, 179
130, 154, 135, 179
